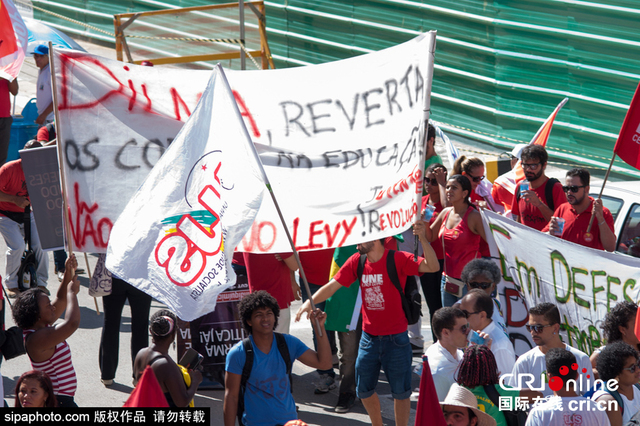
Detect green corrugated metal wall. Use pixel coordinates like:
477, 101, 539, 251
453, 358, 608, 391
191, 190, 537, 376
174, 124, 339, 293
30, 0, 640, 176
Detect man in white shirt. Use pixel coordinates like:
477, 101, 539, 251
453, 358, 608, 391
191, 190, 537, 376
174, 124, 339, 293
459, 289, 515, 376
508, 303, 593, 397
525, 348, 610, 426
32, 44, 54, 125
425, 307, 468, 401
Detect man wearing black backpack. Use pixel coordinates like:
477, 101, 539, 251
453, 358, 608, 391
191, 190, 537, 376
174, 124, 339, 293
295, 221, 439, 426
511, 145, 566, 231
223, 290, 331, 426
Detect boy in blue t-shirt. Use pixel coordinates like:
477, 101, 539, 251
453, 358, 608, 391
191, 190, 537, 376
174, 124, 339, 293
224, 290, 332, 426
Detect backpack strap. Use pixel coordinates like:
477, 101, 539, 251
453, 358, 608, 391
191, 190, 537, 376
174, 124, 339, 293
483, 384, 501, 407
385, 250, 410, 320
608, 389, 625, 417
356, 253, 367, 284
238, 337, 254, 425
545, 178, 560, 212
274, 332, 293, 391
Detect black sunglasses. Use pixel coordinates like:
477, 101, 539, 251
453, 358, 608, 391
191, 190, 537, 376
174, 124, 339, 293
469, 175, 485, 183
462, 310, 481, 318
424, 178, 438, 185
469, 281, 493, 290
562, 185, 586, 193
525, 324, 554, 333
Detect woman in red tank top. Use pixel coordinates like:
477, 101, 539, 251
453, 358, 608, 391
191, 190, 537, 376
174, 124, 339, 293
421, 175, 487, 307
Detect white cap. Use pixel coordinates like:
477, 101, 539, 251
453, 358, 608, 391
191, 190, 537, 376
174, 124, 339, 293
510, 144, 527, 160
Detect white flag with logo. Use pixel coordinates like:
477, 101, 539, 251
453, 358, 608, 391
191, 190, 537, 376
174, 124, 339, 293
106, 65, 265, 321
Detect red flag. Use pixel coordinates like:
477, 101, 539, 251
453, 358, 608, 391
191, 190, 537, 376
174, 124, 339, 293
513, 97, 568, 181
494, 98, 568, 210
634, 306, 640, 343
123, 366, 169, 407
0, 0, 28, 80
614, 82, 640, 170
415, 356, 447, 426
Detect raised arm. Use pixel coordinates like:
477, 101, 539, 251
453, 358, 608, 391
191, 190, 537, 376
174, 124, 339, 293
413, 220, 439, 273
296, 309, 332, 370
295, 279, 342, 321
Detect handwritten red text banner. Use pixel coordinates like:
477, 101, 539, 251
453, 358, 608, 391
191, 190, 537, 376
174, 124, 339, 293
54, 32, 435, 253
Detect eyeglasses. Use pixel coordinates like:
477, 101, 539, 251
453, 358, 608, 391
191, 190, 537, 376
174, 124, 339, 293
468, 175, 485, 183
522, 163, 541, 170
525, 324, 554, 333
623, 363, 640, 373
469, 281, 493, 290
424, 178, 438, 185
562, 185, 586, 193
462, 310, 481, 318
456, 324, 470, 334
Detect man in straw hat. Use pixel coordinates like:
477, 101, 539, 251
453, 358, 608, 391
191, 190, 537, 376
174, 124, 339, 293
440, 383, 497, 426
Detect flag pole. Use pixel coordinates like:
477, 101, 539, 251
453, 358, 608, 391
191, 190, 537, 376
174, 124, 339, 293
48, 42, 100, 314
414, 32, 437, 260
217, 66, 321, 334
586, 153, 616, 233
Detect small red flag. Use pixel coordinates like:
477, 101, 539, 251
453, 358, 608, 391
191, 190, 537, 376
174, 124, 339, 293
415, 356, 447, 426
123, 365, 169, 407
614, 82, 640, 171
634, 306, 640, 343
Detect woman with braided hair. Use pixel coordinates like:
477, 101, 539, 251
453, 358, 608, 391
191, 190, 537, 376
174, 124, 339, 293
133, 309, 202, 407
456, 345, 541, 426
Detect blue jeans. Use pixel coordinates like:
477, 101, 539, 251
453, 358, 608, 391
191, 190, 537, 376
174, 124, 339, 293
301, 281, 336, 377
355, 331, 412, 400
441, 275, 468, 307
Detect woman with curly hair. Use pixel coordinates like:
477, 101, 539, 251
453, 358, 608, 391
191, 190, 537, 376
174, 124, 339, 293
11, 255, 79, 407
456, 345, 541, 426
591, 301, 640, 377
14, 370, 57, 407
133, 309, 203, 407
592, 341, 640, 426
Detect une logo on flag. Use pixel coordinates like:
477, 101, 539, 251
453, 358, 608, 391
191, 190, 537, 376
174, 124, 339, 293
634, 121, 640, 144
154, 152, 229, 287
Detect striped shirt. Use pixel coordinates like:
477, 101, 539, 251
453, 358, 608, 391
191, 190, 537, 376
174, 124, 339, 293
24, 329, 77, 396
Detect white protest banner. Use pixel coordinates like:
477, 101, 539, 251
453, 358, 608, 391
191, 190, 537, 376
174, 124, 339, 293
482, 210, 640, 355
106, 65, 265, 321
53, 32, 435, 254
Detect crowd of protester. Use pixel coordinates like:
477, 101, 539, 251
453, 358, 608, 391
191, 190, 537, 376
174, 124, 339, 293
2, 54, 639, 426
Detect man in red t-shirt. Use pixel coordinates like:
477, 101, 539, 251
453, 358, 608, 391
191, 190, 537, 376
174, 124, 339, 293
0, 77, 19, 166
243, 252, 299, 334
511, 145, 567, 231
0, 151, 50, 297
295, 222, 439, 426
542, 168, 616, 251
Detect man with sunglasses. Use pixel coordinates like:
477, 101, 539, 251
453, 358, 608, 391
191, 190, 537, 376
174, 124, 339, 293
511, 145, 566, 231
459, 290, 515, 376
507, 303, 593, 397
542, 168, 616, 251
426, 307, 471, 401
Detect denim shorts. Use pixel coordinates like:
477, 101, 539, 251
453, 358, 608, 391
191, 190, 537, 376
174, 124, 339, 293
355, 330, 412, 400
